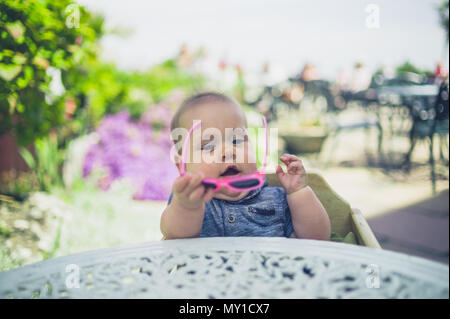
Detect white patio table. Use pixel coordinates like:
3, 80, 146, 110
0, 237, 448, 299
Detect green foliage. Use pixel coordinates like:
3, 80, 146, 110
0, 0, 104, 146
61, 61, 128, 131
438, 0, 449, 39
0, 221, 11, 238
396, 61, 422, 75
0, 244, 21, 273
42, 218, 62, 260
19, 134, 64, 192
233, 66, 246, 103
395, 61, 434, 77
0, 171, 38, 197
63, 58, 204, 130
372, 61, 434, 83
396, 62, 430, 78
113, 59, 204, 118
127, 59, 204, 102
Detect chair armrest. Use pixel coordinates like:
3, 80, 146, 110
350, 208, 381, 249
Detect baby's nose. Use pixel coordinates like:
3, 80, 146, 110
221, 143, 236, 162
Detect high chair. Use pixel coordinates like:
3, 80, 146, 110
265, 171, 381, 248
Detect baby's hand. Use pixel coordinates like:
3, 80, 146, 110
172, 172, 215, 210
276, 154, 308, 195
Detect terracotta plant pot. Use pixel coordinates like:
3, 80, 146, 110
0, 132, 34, 174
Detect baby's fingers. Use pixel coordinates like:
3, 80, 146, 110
276, 164, 285, 176
173, 174, 192, 193
184, 172, 205, 195
287, 160, 304, 173
280, 154, 300, 165
202, 188, 215, 203
189, 185, 206, 202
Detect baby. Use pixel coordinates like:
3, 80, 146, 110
161, 92, 331, 240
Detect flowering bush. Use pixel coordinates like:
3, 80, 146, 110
141, 103, 172, 130
82, 105, 178, 201
0, 0, 104, 146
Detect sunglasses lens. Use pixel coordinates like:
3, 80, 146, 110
229, 179, 261, 189
202, 181, 217, 189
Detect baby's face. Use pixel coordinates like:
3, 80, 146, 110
177, 102, 258, 201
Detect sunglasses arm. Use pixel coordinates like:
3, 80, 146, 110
261, 116, 268, 172
180, 120, 202, 176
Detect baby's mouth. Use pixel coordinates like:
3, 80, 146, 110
220, 165, 241, 177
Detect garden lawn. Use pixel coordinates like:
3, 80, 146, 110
54, 180, 166, 259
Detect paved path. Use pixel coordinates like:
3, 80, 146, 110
368, 189, 449, 265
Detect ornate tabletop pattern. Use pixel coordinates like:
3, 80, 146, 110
0, 238, 448, 298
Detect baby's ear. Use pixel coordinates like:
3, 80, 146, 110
172, 152, 182, 174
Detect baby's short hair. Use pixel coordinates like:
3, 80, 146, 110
170, 92, 239, 132
170, 92, 247, 148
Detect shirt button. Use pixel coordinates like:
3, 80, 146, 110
227, 214, 236, 223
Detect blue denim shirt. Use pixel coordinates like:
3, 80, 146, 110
167, 178, 294, 238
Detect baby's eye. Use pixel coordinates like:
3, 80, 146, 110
201, 143, 215, 151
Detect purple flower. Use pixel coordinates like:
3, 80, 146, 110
140, 103, 172, 130
83, 109, 178, 200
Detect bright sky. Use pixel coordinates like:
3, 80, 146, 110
78, 0, 448, 81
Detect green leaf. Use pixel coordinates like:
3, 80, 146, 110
0, 64, 22, 81
16, 66, 33, 88
5, 21, 25, 40
19, 147, 36, 170
12, 54, 27, 65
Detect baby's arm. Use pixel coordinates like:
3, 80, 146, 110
161, 172, 215, 239
277, 154, 331, 240
286, 186, 331, 240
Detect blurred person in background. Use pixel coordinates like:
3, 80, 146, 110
435, 61, 448, 82
335, 62, 372, 106
348, 62, 371, 93
176, 43, 194, 69
299, 62, 319, 82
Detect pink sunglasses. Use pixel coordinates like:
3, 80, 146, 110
180, 116, 268, 193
